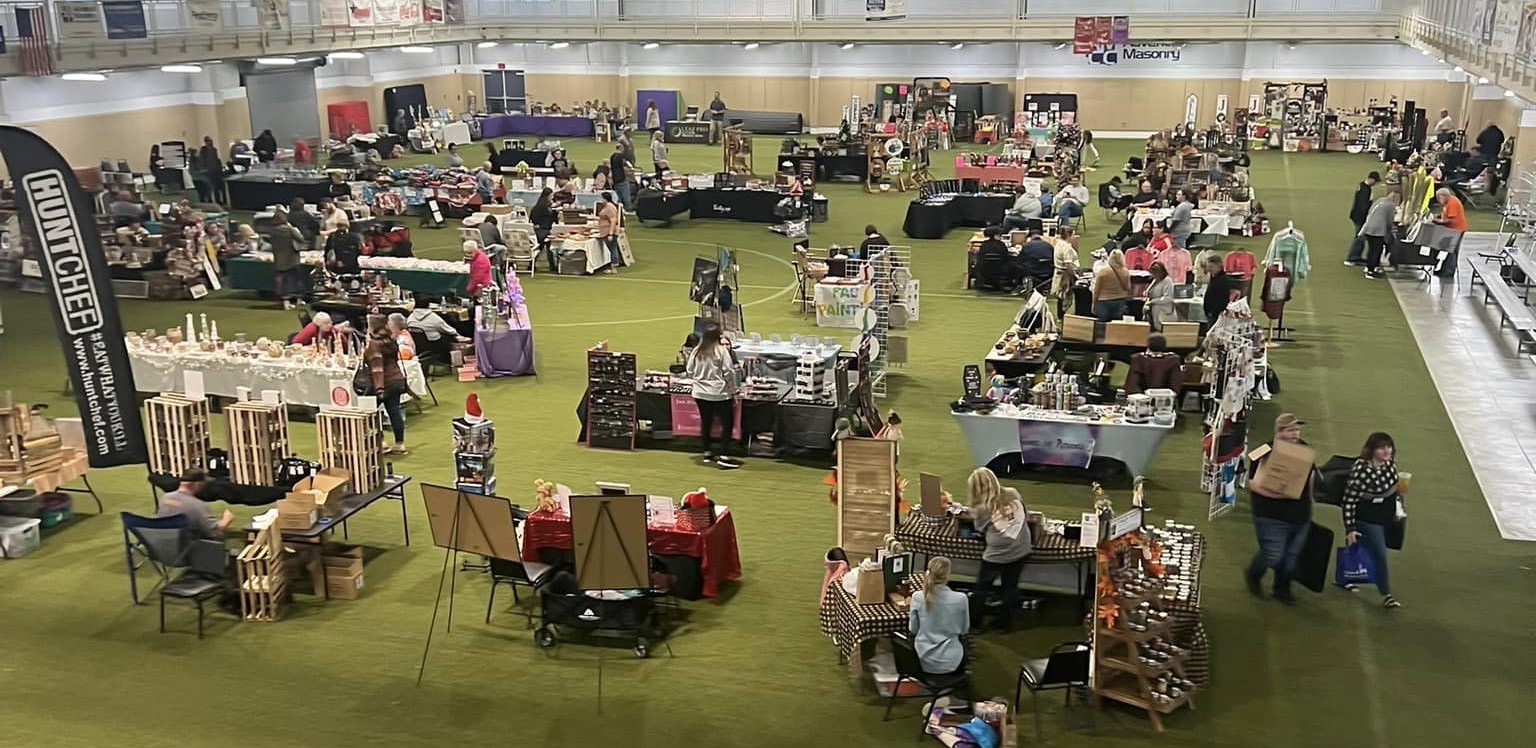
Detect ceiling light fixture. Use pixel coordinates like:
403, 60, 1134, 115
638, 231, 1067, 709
1506, 89, 1518, 97
160, 64, 202, 73
744, 42, 760, 50
256, 57, 297, 65
1454, 65, 1464, 73
950, 42, 965, 50
1420, 48, 1431, 55
1053, 42, 1067, 50
1479, 76, 1490, 84
1286, 42, 1297, 50
62, 72, 106, 82
643, 42, 660, 49
328, 51, 365, 60
401, 46, 434, 54
1437, 58, 1446, 64
549, 41, 570, 50
477, 41, 499, 49
840, 42, 855, 50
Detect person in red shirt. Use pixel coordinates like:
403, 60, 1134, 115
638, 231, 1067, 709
1434, 188, 1468, 232
464, 240, 493, 298
1146, 223, 1176, 257
291, 311, 345, 346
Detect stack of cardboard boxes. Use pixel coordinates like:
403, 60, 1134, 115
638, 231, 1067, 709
308, 544, 365, 600
274, 467, 350, 531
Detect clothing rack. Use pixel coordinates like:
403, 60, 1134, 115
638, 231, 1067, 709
1261, 221, 1304, 342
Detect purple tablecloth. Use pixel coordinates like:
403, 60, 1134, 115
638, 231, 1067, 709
475, 327, 536, 377
479, 115, 595, 139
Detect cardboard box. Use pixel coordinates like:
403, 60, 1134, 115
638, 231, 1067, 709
1162, 321, 1200, 349
1248, 441, 1316, 500
307, 545, 366, 599
1106, 320, 1150, 347
275, 493, 317, 529
1062, 314, 1096, 342
286, 468, 350, 506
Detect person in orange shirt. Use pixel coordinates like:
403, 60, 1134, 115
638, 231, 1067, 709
1434, 188, 1469, 232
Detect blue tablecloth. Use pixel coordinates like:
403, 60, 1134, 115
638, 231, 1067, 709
480, 115, 595, 138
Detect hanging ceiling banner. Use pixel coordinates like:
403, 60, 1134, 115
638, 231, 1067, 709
349, 0, 378, 27
865, 0, 905, 21
56, 1, 104, 40
423, 0, 445, 22
443, 0, 465, 24
317, 0, 349, 27
1092, 16, 1112, 48
398, 0, 422, 25
253, 0, 289, 31
1110, 15, 1130, 45
1073, 16, 1095, 55
0, 126, 148, 468
185, 0, 223, 30
103, 1, 147, 39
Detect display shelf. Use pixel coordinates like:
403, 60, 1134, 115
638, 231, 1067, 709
224, 400, 290, 487
585, 347, 637, 451
1097, 679, 1195, 715
315, 409, 384, 494
143, 393, 211, 476
236, 525, 289, 622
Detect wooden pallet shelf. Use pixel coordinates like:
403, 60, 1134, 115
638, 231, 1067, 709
236, 525, 289, 622
315, 409, 384, 495
224, 401, 290, 487
143, 393, 210, 476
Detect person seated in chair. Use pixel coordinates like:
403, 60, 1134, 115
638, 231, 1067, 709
157, 469, 232, 540
406, 307, 468, 362
1053, 174, 1089, 226
1125, 333, 1184, 394
1015, 230, 1055, 290
973, 225, 1019, 291
908, 556, 968, 675
1002, 190, 1042, 232
292, 312, 346, 347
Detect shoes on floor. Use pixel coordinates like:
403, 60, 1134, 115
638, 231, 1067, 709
1272, 592, 1297, 606
1344, 260, 1362, 267
1382, 595, 1402, 609
1364, 269, 1385, 279
715, 456, 742, 470
1343, 583, 1360, 592
1245, 572, 1263, 598
701, 453, 715, 464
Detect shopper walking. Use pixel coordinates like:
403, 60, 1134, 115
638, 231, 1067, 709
362, 315, 409, 455
649, 131, 670, 177
1168, 188, 1195, 249
963, 467, 1032, 632
609, 144, 634, 212
907, 556, 969, 676
685, 323, 742, 470
597, 192, 625, 273
267, 209, 307, 310
1243, 414, 1316, 605
1092, 249, 1132, 323
1341, 432, 1404, 608
530, 188, 557, 273
198, 136, 226, 206
1344, 171, 1379, 266
1360, 191, 1400, 279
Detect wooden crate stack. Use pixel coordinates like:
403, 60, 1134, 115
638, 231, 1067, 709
224, 401, 290, 486
0, 405, 66, 486
236, 525, 289, 622
143, 393, 211, 476
316, 409, 384, 495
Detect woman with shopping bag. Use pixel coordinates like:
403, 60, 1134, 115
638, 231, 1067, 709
1340, 432, 1404, 609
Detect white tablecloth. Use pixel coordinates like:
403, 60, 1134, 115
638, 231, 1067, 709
554, 232, 635, 273
951, 411, 1174, 477
129, 350, 426, 408
1130, 210, 1231, 236
504, 189, 602, 209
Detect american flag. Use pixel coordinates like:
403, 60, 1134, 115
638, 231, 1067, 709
15, 6, 53, 76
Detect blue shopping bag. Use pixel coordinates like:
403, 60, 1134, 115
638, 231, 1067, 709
1334, 544, 1375, 587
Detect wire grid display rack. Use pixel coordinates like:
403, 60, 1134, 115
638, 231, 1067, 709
845, 245, 912, 398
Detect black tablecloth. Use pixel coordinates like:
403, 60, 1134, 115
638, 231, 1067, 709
687, 188, 783, 223
818, 154, 868, 181
664, 121, 714, 144
575, 390, 834, 455
493, 149, 550, 170
636, 191, 690, 224
722, 110, 804, 134
226, 176, 334, 211
148, 472, 287, 506
901, 195, 1013, 239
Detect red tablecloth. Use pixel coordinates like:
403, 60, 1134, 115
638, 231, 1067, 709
955, 163, 1027, 182
521, 508, 742, 598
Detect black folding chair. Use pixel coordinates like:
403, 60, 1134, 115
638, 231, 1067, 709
884, 632, 972, 737
409, 329, 453, 379
1014, 641, 1091, 741
485, 513, 553, 627
121, 512, 226, 638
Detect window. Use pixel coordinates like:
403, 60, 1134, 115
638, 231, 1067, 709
483, 69, 527, 114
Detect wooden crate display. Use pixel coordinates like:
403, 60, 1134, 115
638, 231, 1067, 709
236, 525, 289, 622
0, 405, 65, 484
143, 393, 210, 476
835, 438, 898, 566
316, 409, 384, 494
224, 401, 290, 486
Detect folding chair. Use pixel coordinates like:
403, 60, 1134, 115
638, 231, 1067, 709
485, 516, 553, 627
121, 512, 226, 638
1014, 641, 1092, 741
884, 633, 973, 737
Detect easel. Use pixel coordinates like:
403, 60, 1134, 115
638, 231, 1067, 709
416, 482, 521, 685
723, 127, 754, 175
565, 494, 673, 662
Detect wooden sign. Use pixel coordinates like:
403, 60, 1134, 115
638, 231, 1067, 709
836, 437, 898, 565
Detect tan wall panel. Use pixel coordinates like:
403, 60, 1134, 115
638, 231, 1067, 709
524, 73, 622, 108
24, 105, 204, 172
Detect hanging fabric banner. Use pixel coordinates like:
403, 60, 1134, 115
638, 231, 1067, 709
185, 0, 222, 30
253, 0, 289, 30
1072, 16, 1095, 55
317, 0, 349, 27
864, 0, 905, 21
398, 0, 423, 26
423, 0, 444, 22
349, 0, 377, 27
444, 0, 465, 24
1092, 16, 1112, 48
0, 126, 147, 468
55, 1, 104, 40
102, 1, 147, 39
1110, 15, 1130, 45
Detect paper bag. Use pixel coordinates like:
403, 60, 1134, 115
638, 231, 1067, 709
1248, 441, 1315, 500
855, 567, 886, 605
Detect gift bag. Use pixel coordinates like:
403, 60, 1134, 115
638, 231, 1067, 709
1334, 544, 1375, 588
1294, 522, 1334, 593
1386, 518, 1406, 551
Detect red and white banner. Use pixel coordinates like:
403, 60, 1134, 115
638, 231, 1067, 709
1072, 16, 1095, 55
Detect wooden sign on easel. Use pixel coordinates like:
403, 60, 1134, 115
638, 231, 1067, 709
836, 437, 897, 565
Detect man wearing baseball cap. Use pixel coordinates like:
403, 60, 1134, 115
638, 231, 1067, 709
1243, 413, 1317, 605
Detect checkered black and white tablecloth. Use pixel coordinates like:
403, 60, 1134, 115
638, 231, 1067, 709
894, 514, 1097, 565
818, 572, 924, 664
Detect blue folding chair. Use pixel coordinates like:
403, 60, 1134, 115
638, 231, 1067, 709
120, 512, 226, 638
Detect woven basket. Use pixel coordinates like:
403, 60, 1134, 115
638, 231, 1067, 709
676, 506, 714, 531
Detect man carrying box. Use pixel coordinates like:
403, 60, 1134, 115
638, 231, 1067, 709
1243, 414, 1317, 605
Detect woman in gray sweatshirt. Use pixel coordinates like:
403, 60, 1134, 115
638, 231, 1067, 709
964, 467, 1033, 631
